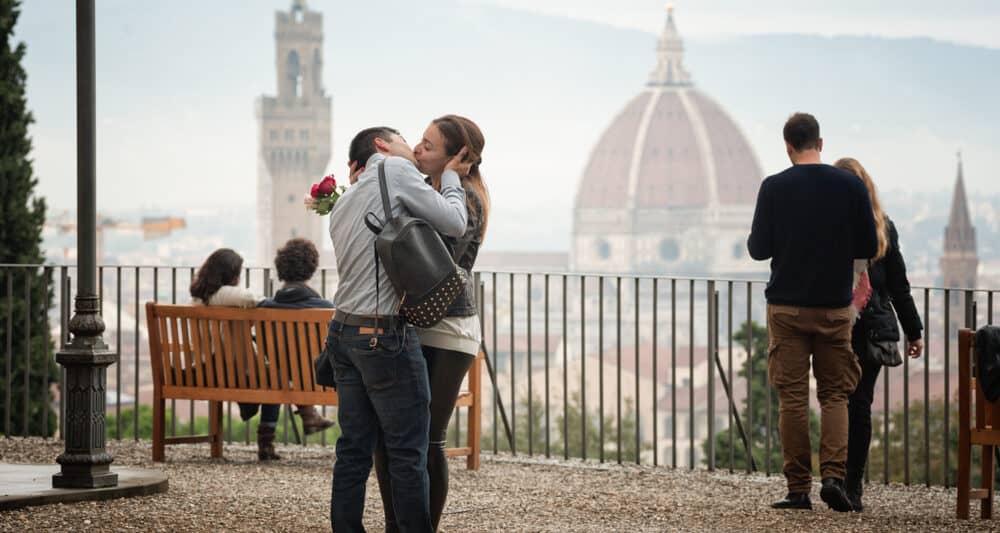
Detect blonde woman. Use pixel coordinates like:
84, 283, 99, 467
834, 158, 924, 511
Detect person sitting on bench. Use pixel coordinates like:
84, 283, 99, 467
190, 244, 335, 461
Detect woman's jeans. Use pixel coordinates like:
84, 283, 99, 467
846, 351, 882, 493
374, 345, 477, 533
329, 322, 432, 533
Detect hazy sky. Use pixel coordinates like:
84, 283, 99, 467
12, 0, 1000, 253
480, 0, 1000, 48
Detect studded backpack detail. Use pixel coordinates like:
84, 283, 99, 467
364, 160, 470, 329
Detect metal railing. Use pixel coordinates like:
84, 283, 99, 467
1, 263, 995, 488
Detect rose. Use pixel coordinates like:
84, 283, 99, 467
310, 183, 321, 198
316, 175, 337, 196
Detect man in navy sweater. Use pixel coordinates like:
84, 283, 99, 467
748, 113, 877, 512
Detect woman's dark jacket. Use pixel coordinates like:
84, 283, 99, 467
440, 183, 484, 317
852, 218, 923, 362
258, 284, 334, 310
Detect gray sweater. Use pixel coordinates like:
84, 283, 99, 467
329, 153, 467, 316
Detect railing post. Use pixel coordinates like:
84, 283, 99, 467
746, 282, 753, 473
5, 271, 12, 438
944, 289, 950, 487
544, 274, 550, 458
598, 276, 604, 463
923, 288, 930, 487
53, 0, 119, 489
580, 275, 586, 461
706, 281, 715, 471
634, 277, 640, 464
652, 278, 658, 467
670, 279, 676, 468
688, 279, 694, 469
509, 273, 515, 456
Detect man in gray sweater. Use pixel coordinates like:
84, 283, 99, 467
327, 126, 470, 533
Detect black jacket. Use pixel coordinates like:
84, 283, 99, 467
975, 326, 1000, 402
852, 218, 923, 361
258, 284, 334, 310
441, 183, 484, 317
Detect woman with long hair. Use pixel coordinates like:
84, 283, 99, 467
834, 158, 924, 511
190, 246, 334, 461
372, 115, 489, 532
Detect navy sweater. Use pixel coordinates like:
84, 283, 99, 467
258, 284, 334, 310
747, 163, 878, 308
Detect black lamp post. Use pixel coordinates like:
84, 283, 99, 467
52, 0, 118, 489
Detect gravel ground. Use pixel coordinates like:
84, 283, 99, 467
0, 438, 993, 532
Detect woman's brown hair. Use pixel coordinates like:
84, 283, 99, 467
190, 248, 244, 302
432, 114, 490, 239
834, 157, 889, 261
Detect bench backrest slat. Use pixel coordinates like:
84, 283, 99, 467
179, 316, 195, 388
263, 319, 280, 390
206, 319, 224, 388
252, 319, 268, 389
307, 321, 324, 391
240, 319, 258, 389
196, 319, 214, 387
192, 320, 208, 387
288, 322, 307, 390
229, 320, 246, 389
274, 322, 291, 390
167, 316, 182, 387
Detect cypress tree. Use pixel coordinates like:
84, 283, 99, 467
0, 0, 58, 437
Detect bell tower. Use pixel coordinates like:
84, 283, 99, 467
256, 0, 332, 267
940, 152, 978, 290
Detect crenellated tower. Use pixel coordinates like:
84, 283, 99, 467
256, 0, 332, 267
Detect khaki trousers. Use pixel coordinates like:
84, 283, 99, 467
767, 304, 861, 493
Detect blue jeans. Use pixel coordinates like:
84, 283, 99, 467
329, 322, 432, 533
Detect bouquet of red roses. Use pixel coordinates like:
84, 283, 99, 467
303, 174, 346, 216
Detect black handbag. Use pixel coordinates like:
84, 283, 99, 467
860, 291, 903, 367
866, 338, 902, 367
364, 160, 468, 329
314, 322, 336, 388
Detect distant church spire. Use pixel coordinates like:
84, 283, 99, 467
941, 151, 978, 289
647, 4, 692, 87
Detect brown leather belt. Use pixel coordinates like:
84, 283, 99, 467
333, 311, 404, 329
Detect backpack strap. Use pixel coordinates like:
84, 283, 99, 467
377, 159, 392, 221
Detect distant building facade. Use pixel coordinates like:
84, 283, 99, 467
256, 0, 332, 267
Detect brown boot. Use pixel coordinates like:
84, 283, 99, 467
257, 425, 281, 461
296, 405, 335, 435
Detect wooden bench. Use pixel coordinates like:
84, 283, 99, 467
145, 303, 482, 469
957, 327, 999, 519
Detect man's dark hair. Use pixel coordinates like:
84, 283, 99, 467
782, 113, 821, 152
274, 238, 319, 282
348, 126, 400, 168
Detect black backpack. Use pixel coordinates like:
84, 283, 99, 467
364, 160, 468, 328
